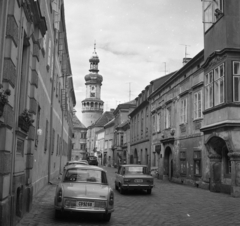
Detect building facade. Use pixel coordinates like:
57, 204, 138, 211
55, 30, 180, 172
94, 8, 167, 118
95, 128, 105, 165
112, 100, 136, 167
81, 44, 104, 128
0, 0, 75, 225
144, 0, 240, 197
71, 114, 87, 161
129, 74, 173, 169
104, 119, 115, 167
149, 52, 205, 188
200, 0, 240, 196
86, 111, 114, 157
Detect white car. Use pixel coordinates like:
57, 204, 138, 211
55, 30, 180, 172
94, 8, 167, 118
54, 165, 114, 221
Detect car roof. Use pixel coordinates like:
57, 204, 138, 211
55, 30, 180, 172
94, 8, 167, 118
121, 164, 148, 167
64, 164, 106, 172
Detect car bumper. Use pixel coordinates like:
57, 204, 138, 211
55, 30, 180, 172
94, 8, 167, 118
55, 205, 114, 214
121, 184, 154, 190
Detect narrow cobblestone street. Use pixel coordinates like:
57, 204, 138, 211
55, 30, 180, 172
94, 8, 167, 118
17, 166, 240, 226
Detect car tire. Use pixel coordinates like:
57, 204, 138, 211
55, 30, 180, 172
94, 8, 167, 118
103, 213, 111, 222
55, 210, 62, 219
147, 189, 152, 195
119, 184, 124, 194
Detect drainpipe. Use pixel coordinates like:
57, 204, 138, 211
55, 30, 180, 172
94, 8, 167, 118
48, 27, 57, 183
9, 4, 24, 226
59, 73, 65, 176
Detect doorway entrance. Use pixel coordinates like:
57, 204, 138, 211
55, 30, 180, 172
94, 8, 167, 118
164, 146, 173, 180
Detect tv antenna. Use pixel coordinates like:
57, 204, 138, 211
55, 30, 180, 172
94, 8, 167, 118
180, 44, 191, 58
129, 82, 131, 101
163, 62, 167, 75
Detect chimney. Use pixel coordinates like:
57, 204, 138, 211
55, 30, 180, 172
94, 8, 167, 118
183, 57, 192, 66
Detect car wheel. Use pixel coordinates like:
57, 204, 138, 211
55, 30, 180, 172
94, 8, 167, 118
103, 213, 111, 222
55, 210, 62, 219
147, 189, 152, 195
119, 184, 124, 194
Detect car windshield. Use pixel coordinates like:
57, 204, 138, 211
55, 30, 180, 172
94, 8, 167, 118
125, 166, 148, 175
64, 169, 108, 184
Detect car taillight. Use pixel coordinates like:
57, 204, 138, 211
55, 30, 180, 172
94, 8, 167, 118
109, 191, 114, 206
57, 188, 62, 203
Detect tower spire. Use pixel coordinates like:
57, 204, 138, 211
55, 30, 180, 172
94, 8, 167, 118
89, 40, 99, 73
94, 40, 96, 53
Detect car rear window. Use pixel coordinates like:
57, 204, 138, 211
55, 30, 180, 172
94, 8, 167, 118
126, 166, 148, 175
89, 157, 97, 160
64, 169, 108, 184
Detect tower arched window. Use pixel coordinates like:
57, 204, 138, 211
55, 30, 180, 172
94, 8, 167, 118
91, 102, 93, 107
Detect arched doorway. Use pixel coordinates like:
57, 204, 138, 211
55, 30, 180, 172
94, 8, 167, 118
134, 149, 138, 164
207, 136, 231, 193
164, 146, 173, 181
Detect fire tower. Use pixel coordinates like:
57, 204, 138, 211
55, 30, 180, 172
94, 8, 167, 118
81, 43, 104, 127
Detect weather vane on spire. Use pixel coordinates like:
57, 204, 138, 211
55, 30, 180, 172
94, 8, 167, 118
93, 40, 97, 54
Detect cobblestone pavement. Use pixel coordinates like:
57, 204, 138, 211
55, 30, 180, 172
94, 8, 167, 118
17, 166, 240, 226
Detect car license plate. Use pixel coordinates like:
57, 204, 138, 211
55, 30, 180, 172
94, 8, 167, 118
134, 179, 143, 183
76, 201, 94, 208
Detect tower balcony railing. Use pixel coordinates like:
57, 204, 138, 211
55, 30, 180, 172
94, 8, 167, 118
82, 106, 103, 111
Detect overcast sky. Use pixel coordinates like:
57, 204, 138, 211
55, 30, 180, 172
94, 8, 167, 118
64, 0, 204, 121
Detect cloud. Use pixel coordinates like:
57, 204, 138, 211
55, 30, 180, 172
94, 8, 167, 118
64, 0, 204, 121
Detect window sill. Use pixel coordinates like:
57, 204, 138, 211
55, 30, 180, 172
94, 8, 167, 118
193, 118, 203, 122
203, 102, 237, 115
179, 123, 187, 126
224, 173, 231, 178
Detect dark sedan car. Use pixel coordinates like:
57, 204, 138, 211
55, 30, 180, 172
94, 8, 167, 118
115, 164, 154, 194
87, 156, 98, 166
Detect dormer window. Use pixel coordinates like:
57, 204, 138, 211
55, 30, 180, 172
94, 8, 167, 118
203, 0, 223, 32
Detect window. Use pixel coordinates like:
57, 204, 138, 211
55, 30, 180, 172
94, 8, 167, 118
157, 112, 160, 132
51, 129, 55, 155
214, 64, 224, 105
56, 75, 59, 97
141, 111, 143, 136
194, 91, 202, 119
205, 71, 214, 109
203, 0, 223, 32
205, 64, 225, 109
44, 120, 48, 152
152, 114, 156, 133
180, 151, 186, 175
104, 141, 108, 149
146, 107, 148, 136
165, 107, 171, 129
56, 134, 59, 155
193, 151, 201, 176
180, 98, 187, 124
47, 39, 52, 71
35, 105, 41, 147
233, 61, 240, 102
120, 135, 123, 145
